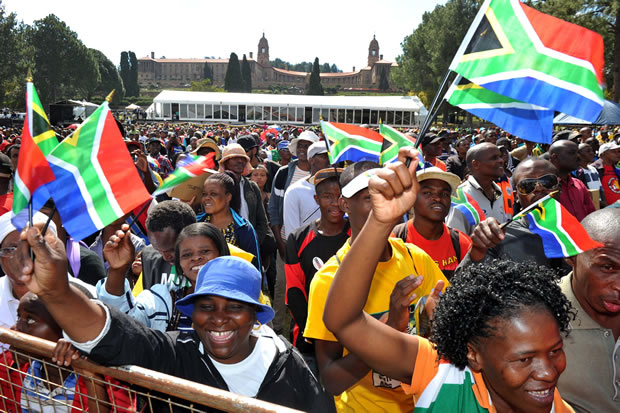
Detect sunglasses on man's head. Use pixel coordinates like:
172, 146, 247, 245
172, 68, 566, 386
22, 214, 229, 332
516, 174, 559, 195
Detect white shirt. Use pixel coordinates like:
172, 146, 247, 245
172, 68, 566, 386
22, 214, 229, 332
283, 178, 321, 239
208, 328, 279, 397
0, 275, 19, 349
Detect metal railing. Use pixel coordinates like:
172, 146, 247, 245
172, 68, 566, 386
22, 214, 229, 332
0, 327, 302, 412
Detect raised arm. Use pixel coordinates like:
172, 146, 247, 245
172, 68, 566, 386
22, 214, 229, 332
19, 225, 106, 343
323, 148, 422, 384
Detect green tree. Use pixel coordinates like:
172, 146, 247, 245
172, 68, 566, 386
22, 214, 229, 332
128, 51, 139, 97
203, 62, 213, 82
322, 62, 332, 73
379, 67, 390, 91
527, 0, 620, 101
119, 51, 129, 94
224, 52, 244, 92
0, 1, 31, 109
241, 53, 252, 92
331, 64, 339, 73
393, 0, 478, 105
306, 57, 324, 95
90, 49, 124, 104
30, 14, 100, 104
191, 78, 224, 92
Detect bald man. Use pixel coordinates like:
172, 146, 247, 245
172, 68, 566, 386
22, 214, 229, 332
579, 127, 592, 143
462, 159, 569, 272
446, 142, 510, 235
557, 208, 620, 412
550, 140, 595, 221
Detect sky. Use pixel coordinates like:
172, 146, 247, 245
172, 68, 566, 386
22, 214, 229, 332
4, 0, 447, 71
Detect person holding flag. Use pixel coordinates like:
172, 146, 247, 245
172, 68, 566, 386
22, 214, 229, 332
465, 158, 599, 272
446, 142, 509, 235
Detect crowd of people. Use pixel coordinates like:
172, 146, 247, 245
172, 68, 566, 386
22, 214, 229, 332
0, 119, 618, 412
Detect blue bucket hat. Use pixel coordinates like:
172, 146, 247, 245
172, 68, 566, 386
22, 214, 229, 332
175, 256, 275, 324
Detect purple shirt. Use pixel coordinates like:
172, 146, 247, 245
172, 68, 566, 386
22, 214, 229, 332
558, 176, 596, 221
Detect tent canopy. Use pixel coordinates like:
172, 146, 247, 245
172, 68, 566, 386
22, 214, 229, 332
554, 99, 620, 125
125, 103, 141, 110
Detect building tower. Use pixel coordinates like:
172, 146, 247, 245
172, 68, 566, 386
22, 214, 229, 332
257, 33, 270, 67
368, 35, 379, 66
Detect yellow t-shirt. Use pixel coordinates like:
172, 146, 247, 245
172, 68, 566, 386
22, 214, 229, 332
304, 237, 449, 412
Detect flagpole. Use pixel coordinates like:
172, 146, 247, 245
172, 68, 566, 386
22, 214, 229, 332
415, 70, 453, 149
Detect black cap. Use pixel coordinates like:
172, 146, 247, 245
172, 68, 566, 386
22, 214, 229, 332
421, 133, 442, 147
237, 135, 258, 152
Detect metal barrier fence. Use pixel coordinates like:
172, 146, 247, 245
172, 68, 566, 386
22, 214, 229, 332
0, 328, 302, 413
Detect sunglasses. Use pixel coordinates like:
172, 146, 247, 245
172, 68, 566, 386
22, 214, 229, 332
516, 174, 559, 195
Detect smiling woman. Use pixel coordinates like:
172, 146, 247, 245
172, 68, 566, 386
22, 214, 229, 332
322, 155, 576, 413
21, 222, 332, 411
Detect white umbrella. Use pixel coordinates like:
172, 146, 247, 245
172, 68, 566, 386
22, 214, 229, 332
125, 103, 141, 110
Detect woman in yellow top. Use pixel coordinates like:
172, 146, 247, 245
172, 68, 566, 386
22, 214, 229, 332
323, 148, 576, 413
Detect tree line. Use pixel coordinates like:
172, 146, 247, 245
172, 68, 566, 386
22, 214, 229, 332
0, 1, 137, 109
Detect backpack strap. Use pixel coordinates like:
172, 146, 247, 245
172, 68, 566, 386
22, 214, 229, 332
448, 227, 462, 261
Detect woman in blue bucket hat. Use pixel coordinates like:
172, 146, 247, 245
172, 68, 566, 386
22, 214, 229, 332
20, 224, 332, 412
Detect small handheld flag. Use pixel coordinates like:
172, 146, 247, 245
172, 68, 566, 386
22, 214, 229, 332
11, 81, 57, 230
451, 187, 486, 227
379, 123, 420, 165
153, 153, 217, 196
43, 98, 151, 241
321, 120, 382, 164
515, 196, 602, 258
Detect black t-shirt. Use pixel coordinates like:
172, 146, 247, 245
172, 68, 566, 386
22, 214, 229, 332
285, 220, 350, 353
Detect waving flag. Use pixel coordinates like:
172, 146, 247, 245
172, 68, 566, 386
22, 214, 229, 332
379, 123, 421, 165
11, 82, 57, 229
321, 120, 382, 164
449, 0, 604, 123
518, 197, 602, 258
446, 75, 554, 143
451, 187, 486, 226
153, 153, 216, 196
43, 99, 151, 241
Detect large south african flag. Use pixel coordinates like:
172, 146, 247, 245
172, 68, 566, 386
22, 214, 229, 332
445, 75, 554, 143
449, 0, 605, 123
41, 100, 151, 241
11, 82, 57, 230
321, 120, 382, 164
519, 197, 602, 258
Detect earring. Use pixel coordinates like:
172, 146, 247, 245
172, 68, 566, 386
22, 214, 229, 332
253, 320, 262, 331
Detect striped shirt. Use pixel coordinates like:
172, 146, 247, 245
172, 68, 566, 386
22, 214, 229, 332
402, 339, 574, 412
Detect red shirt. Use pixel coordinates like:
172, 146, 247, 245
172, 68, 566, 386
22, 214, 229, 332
399, 222, 471, 275
558, 176, 596, 221
601, 164, 620, 204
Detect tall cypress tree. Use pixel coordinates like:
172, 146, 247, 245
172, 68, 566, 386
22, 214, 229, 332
241, 54, 252, 93
203, 63, 213, 82
224, 52, 243, 92
119, 51, 129, 94
128, 51, 140, 97
306, 57, 324, 96
379, 67, 390, 91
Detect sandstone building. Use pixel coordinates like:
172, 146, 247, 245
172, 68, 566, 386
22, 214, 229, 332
137, 34, 397, 91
